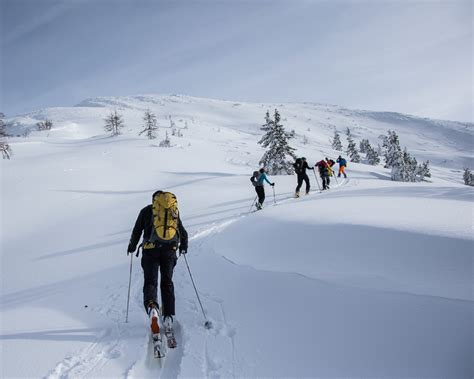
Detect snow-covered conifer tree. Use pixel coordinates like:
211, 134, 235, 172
258, 109, 296, 175
463, 168, 473, 186
302, 135, 308, 145
366, 144, 380, 165
1, 143, 12, 159
104, 111, 124, 136
159, 131, 171, 147
140, 109, 158, 139
383, 130, 402, 169
402, 148, 418, 182
346, 129, 360, 163
37, 119, 53, 131
0, 112, 7, 137
390, 148, 405, 181
416, 160, 431, 181
359, 139, 370, 154
0, 112, 12, 158
331, 130, 343, 151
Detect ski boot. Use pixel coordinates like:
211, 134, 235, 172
147, 301, 160, 334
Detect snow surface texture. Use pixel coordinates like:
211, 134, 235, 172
1, 95, 473, 378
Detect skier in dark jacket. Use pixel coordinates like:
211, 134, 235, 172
250, 168, 274, 210
315, 159, 330, 190
127, 191, 188, 332
293, 157, 312, 197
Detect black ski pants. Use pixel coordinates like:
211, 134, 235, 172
255, 185, 265, 205
296, 173, 310, 193
141, 247, 177, 317
320, 174, 330, 190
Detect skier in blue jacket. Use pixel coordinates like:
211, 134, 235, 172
250, 168, 275, 210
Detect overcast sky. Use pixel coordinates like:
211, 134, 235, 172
1, 0, 472, 121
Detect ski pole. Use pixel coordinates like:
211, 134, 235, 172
312, 168, 321, 191
332, 169, 339, 185
125, 252, 133, 323
183, 254, 213, 329
272, 185, 276, 205
249, 195, 257, 211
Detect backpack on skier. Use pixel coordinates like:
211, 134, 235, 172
316, 160, 329, 176
293, 158, 303, 174
143, 191, 180, 250
250, 171, 260, 187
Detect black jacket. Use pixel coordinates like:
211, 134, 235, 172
129, 205, 188, 251
294, 159, 312, 175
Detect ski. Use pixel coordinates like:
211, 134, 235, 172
152, 333, 165, 358
165, 327, 177, 349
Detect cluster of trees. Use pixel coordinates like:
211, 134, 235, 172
331, 127, 430, 182
259, 113, 431, 183
381, 130, 430, 182
331, 128, 380, 165
37, 119, 53, 131
104, 110, 185, 147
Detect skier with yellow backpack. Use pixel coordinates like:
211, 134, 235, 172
127, 190, 188, 357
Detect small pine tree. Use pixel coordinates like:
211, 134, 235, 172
402, 148, 417, 182
359, 139, 370, 154
463, 168, 473, 186
416, 160, 431, 181
258, 109, 296, 175
302, 135, 308, 145
0, 112, 7, 137
1, 142, 12, 159
140, 109, 158, 139
104, 111, 124, 136
366, 144, 380, 165
37, 119, 53, 131
0, 113, 12, 158
390, 147, 405, 181
159, 131, 171, 147
331, 130, 343, 151
383, 130, 402, 169
346, 133, 360, 163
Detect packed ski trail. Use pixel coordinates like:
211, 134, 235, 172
41, 172, 471, 378
44, 180, 350, 379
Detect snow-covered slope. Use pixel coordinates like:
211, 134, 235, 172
6, 94, 474, 171
1, 95, 473, 378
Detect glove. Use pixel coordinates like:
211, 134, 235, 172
179, 248, 187, 256
127, 243, 135, 255
271, 183, 275, 187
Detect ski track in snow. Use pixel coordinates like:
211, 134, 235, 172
43, 177, 351, 378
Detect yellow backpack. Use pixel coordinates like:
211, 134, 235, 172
144, 191, 180, 249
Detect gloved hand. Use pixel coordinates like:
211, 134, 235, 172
179, 248, 187, 256
127, 243, 135, 255
271, 183, 275, 187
